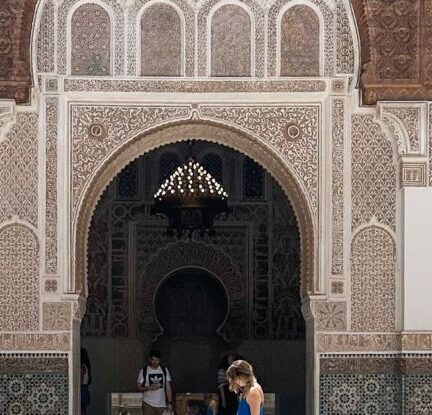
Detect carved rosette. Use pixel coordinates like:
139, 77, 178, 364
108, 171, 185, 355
315, 301, 347, 331
330, 280, 344, 296
43, 303, 72, 331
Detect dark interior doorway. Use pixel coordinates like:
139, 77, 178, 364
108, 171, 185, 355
153, 268, 229, 393
82, 141, 306, 414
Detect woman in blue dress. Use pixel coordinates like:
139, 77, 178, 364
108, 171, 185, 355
226, 360, 264, 415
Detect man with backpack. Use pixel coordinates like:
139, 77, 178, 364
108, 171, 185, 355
137, 350, 173, 415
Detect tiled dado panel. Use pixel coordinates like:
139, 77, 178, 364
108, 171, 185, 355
319, 355, 432, 415
0, 354, 68, 414
403, 357, 432, 415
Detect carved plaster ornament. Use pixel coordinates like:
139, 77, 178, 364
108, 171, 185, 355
0, 103, 16, 143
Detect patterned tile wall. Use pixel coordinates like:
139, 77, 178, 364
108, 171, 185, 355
319, 355, 432, 415
320, 373, 401, 414
0, 355, 68, 414
404, 375, 432, 414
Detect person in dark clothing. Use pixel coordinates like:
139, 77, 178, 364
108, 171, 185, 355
217, 353, 241, 415
80, 348, 92, 415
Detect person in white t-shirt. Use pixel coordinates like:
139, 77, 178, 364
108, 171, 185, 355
137, 350, 173, 415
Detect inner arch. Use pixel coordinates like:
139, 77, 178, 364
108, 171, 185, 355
155, 268, 229, 336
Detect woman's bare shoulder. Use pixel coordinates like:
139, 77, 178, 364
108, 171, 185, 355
249, 386, 261, 395
247, 385, 263, 402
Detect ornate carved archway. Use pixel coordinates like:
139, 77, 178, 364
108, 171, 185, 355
138, 241, 244, 342
74, 120, 316, 299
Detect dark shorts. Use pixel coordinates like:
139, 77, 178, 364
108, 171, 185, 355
81, 385, 91, 408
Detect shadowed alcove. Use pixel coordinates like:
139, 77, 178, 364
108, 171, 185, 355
153, 268, 229, 393
81, 140, 306, 414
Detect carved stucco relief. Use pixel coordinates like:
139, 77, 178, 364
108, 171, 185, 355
210, 4, 252, 77
73, 121, 316, 298
127, 0, 195, 77
34, 0, 358, 80
0, 334, 70, 351
36, 0, 55, 73
45, 99, 58, 275
43, 303, 72, 331
336, 0, 355, 75
63, 79, 327, 93
138, 241, 245, 342
351, 225, 396, 332
429, 104, 432, 185
384, 107, 421, 153
57, 0, 125, 75
317, 333, 401, 353
315, 301, 347, 331
70, 3, 111, 76
0, 113, 38, 227
71, 105, 191, 215
318, 333, 432, 353
331, 99, 344, 275
351, 114, 396, 230
197, 0, 265, 77
199, 105, 319, 213
279, 5, 320, 77
140, 4, 182, 76
268, 0, 334, 77
0, 224, 39, 331
71, 104, 319, 218
0, 106, 16, 143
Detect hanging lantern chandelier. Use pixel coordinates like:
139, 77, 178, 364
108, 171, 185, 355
152, 153, 229, 238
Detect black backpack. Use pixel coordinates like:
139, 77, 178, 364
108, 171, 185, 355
142, 365, 168, 388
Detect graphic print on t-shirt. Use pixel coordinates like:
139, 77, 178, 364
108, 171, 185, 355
148, 373, 163, 389
138, 366, 171, 407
